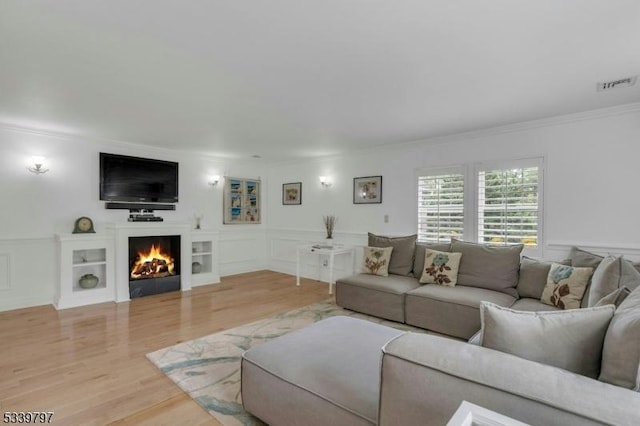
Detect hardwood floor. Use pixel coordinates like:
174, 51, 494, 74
0, 271, 331, 425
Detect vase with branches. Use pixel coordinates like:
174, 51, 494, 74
323, 214, 336, 240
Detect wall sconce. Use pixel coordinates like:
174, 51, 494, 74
319, 176, 332, 187
208, 175, 220, 187
27, 156, 49, 175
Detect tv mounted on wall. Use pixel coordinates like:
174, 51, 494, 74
100, 153, 179, 204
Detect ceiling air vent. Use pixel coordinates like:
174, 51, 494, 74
597, 76, 637, 91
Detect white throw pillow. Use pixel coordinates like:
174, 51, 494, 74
419, 249, 462, 286
362, 246, 393, 277
540, 263, 593, 310
479, 302, 615, 378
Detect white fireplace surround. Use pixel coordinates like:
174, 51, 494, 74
108, 221, 193, 302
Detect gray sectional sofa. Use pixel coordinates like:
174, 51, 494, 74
336, 236, 638, 339
241, 238, 640, 425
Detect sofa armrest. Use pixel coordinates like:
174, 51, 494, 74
380, 333, 640, 426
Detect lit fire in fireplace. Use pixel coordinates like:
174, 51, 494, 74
130, 244, 175, 279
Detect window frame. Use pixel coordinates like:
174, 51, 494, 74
416, 157, 544, 257
415, 165, 470, 243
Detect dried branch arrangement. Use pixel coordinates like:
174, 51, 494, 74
323, 214, 336, 239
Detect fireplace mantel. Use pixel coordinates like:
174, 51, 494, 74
107, 221, 193, 302
55, 222, 219, 309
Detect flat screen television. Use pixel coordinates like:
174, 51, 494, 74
100, 153, 179, 203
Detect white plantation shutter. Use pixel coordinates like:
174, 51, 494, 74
417, 171, 465, 243
477, 163, 541, 247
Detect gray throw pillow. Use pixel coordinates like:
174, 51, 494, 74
599, 285, 640, 390
595, 287, 631, 308
588, 256, 640, 307
480, 302, 615, 378
569, 246, 604, 269
620, 259, 640, 292
450, 239, 523, 297
588, 256, 622, 307
368, 233, 417, 276
413, 242, 451, 279
516, 256, 571, 299
570, 247, 604, 307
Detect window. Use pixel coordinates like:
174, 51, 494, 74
417, 169, 465, 243
478, 163, 541, 247
417, 158, 543, 251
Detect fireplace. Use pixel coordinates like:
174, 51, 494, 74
128, 235, 181, 298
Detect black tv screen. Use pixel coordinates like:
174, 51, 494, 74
100, 153, 179, 203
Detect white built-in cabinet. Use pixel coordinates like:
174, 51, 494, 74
55, 233, 116, 309
191, 230, 220, 286
56, 227, 220, 309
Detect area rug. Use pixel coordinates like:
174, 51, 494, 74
146, 300, 426, 425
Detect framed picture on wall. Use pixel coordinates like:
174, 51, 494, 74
353, 176, 382, 204
282, 182, 302, 205
223, 177, 261, 224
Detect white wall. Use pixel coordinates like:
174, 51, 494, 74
2, 104, 639, 311
0, 126, 268, 311
266, 105, 640, 279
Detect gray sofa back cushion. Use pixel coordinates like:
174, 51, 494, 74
368, 233, 417, 276
480, 302, 615, 379
571, 247, 640, 307
569, 246, 604, 269
587, 256, 640, 307
599, 285, 640, 390
517, 256, 570, 299
413, 242, 451, 279
450, 239, 523, 297
569, 247, 604, 307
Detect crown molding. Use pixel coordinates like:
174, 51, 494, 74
420, 102, 640, 147
267, 102, 640, 168
0, 122, 230, 161
4, 102, 640, 167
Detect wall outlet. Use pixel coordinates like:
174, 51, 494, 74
384, 214, 389, 223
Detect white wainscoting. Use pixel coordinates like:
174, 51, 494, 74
218, 228, 269, 276
0, 253, 9, 290
0, 237, 56, 311
267, 228, 368, 283
545, 241, 640, 262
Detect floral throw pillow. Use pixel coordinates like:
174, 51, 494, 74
362, 246, 393, 277
419, 249, 462, 286
540, 263, 594, 310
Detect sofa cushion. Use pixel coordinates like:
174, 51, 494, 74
569, 246, 604, 269
621, 258, 640, 292
516, 257, 571, 299
589, 256, 623, 307
337, 273, 421, 295
569, 247, 604, 307
362, 246, 393, 277
587, 255, 640, 307
540, 263, 593, 310
413, 242, 451, 280
418, 249, 462, 286
599, 285, 640, 390
479, 302, 615, 378
405, 284, 515, 339
335, 274, 421, 323
368, 233, 417, 276
450, 239, 523, 298
509, 298, 561, 312
595, 287, 631, 308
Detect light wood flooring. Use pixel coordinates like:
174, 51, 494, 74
0, 271, 331, 425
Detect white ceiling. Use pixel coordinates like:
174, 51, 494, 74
1, 1, 639, 161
